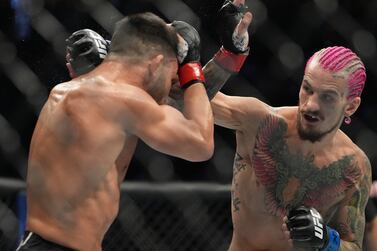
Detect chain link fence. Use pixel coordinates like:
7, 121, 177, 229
103, 183, 231, 251
0, 179, 232, 251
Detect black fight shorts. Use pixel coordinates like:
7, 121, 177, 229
16, 231, 75, 251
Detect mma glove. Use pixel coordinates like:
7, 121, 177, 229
171, 21, 205, 89
66, 29, 110, 76
287, 206, 341, 251
214, 0, 249, 73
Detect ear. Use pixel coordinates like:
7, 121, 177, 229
345, 97, 361, 117
148, 54, 164, 73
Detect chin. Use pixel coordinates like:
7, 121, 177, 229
298, 129, 324, 142
297, 119, 326, 142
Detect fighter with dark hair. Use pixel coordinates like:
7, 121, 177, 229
19, 12, 214, 251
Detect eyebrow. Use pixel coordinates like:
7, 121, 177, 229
303, 79, 341, 97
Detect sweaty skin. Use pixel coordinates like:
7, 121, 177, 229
27, 54, 213, 251
202, 58, 371, 251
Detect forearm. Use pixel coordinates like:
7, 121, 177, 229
166, 57, 233, 111
183, 83, 214, 139
202, 58, 232, 100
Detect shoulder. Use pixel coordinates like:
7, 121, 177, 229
337, 131, 372, 190
275, 106, 298, 123
337, 130, 370, 171
66, 77, 152, 105
240, 105, 297, 137
263, 106, 298, 130
355, 148, 372, 184
59, 78, 157, 122
237, 97, 278, 132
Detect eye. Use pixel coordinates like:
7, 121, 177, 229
302, 85, 311, 94
321, 93, 335, 103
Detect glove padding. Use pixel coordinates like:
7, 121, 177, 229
66, 29, 109, 76
287, 206, 327, 249
171, 21, 201, 64
171, 21, 205, 88
217, 0, 249, 54
287, 206, 340, 251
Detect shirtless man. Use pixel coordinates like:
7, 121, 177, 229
201, 1, 372, 250
18, 12, 213, 251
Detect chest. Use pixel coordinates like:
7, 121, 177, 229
245, 115, 361, 216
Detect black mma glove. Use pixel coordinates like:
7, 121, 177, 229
171, 21, 205, 89
66, 29, 110, 76
287, 206, 340, 251
214, 0, 249, 73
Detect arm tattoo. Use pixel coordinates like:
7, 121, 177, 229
231, 189, 241, 212
202, 59, 232, 100
337, 156, 372, 251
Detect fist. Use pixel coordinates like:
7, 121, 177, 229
171, 21, 201, 64
284, 206, 328, 249
65, 29, 109, 77
217, 0, 252, 53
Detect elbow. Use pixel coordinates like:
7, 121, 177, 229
198, 142, 214, 161
203, 139, 214, 160
188, 138, 214, 162
198, 129, 215, 161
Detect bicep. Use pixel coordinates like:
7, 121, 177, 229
211, 92, 269, 130
127, 100, 209, 160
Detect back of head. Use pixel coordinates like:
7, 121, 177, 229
306, 46, 366, 99
110, 12, 178, 63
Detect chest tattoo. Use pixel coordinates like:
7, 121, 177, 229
252, 115, 361, 216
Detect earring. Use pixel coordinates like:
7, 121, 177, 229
344, 116, 352, 125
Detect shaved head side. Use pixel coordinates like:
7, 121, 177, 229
305, 46, 366, 99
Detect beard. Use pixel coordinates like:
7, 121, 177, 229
296, 109, 343, 143
146, 70, 169, 104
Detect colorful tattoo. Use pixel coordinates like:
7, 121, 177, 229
252, 115, 362, 216
336, 156, 372, 250
335, 222, 350, 236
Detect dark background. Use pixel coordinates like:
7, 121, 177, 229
0, 0, 376, 183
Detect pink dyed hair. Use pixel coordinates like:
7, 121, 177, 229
305, 46, 366, 99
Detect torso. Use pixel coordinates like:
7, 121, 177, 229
229, 107, 362, 251
27, 78, 138, 251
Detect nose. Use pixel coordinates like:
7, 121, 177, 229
304, 94, 320, 111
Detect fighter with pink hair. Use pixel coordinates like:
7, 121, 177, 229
203, 4, 371, 248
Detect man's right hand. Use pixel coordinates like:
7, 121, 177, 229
283, 206, 341, 251
171, 21, 205, 89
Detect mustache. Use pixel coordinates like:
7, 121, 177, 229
302, 111, 320, 116
300, 110, 323, 120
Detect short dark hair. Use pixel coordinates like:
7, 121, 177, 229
110, 12, 178, 61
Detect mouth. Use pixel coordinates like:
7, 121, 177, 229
302, 113, 320, 124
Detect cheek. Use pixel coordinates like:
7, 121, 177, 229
323, 105, 342, 122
